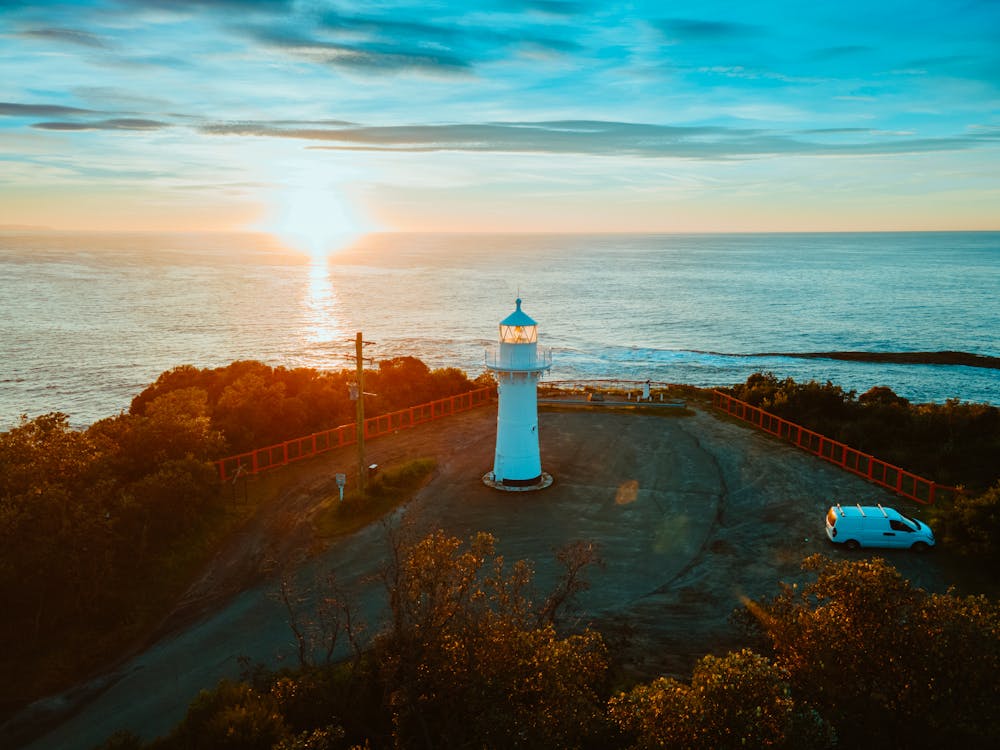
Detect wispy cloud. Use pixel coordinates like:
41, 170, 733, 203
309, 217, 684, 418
199, 119, 1000, 159
117, 0, 293, 10
32, 118, 170, 131
19, 26, 107, 47
245, 6, 578, 77
654, 17, 761, 41
813, 45, 872, 60
0, 102, 97, 117
248, 27, 473, 74
316, 8, 579, 56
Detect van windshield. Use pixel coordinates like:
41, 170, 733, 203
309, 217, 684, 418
902, 514, 921, 530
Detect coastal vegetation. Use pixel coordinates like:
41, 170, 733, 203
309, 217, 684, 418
723, 372, 998, 493
96, 531, 1000, 750
131, 356, 482, 454
3, 364, 998, 742
0, 358, 478, 716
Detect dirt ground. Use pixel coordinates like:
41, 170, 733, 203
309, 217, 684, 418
12, 400, 949, 749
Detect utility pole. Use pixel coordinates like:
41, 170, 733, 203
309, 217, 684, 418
347, 332, 376, 494
355, 331, 366, 494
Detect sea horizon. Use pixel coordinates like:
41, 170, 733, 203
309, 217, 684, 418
2, 229, 998, 427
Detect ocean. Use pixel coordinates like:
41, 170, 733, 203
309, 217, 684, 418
1, 230, 997, 428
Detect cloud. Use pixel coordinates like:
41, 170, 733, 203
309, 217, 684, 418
19, 26, 108, 48
813, 45, 872, 60
0, 102, 97, 117
654, 17, 761, 41
32, 118, 170, 131
317, 9, 579, 56
243, 4, 579, 77
249, 28, 472, 74
117, 0, 292, 10
199, 119, 1000, 159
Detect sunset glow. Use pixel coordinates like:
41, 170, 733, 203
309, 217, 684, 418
264, 183, 372, 260
1, 1, 998, 233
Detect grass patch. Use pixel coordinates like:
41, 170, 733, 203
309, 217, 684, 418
314, 458, 437, 539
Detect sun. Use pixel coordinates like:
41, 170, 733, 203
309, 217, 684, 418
264, 183, 373, 260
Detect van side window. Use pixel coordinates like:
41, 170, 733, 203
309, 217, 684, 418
890, 519, 915, 532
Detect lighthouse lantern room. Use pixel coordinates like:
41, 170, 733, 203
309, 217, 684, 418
484, 298, 553, 491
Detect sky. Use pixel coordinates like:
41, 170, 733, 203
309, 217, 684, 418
1, 0, 999, 245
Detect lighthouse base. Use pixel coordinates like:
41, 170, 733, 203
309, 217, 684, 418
482, 471, 553, 492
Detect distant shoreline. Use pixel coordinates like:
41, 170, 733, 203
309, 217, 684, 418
750, 350, 1000, 370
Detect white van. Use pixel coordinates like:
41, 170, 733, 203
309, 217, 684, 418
825, 504, 935, 552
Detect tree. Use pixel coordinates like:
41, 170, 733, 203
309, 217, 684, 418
375, 529, 610, 749
744, 554, 1000, 749
929, 481, 1000, 563
158, 679, 289, 750
215, 372, 289, 451
609, 649, 834, 750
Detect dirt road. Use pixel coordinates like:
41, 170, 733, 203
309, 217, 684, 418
14, 403, 946, 749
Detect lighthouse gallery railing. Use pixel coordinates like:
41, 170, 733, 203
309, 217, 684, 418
484, 347, 552, 371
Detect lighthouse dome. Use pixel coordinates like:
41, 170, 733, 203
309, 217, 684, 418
501, 298, 536, 327
499, 298, 537, 343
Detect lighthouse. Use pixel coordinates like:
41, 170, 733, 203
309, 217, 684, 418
483, 298, 553, 491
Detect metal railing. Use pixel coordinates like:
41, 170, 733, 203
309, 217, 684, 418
484, 346, 552, 372
711, 390, 960, 505
215, 387, 494, 482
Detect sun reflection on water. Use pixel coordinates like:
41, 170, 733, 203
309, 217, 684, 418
302, 259, 346, 347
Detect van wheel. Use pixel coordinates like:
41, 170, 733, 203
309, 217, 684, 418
912, 541, 929, 553
843, 539, 860, 551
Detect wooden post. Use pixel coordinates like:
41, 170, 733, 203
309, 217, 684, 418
356, 331, 366, 494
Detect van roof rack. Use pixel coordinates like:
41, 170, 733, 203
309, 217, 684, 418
876, 504, 888, 517
836, 503, 844, 516
856, 504, 866, 516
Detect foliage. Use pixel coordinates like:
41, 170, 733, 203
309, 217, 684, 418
130, 357, 481, 454
609, 649, 834, 750
1, 356, 481, 713
744, 554, 1000, 749
928, 481, 1000, 563
725, 372, 999, 492
104, 529, 609, 750
375, 529, 611, 748
0, 406, 224, 713
314, 459, 437, 540
155, 679, 290, 750
95, 535, 1000, 750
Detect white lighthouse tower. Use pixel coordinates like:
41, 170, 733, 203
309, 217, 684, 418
483, 298, 553, 491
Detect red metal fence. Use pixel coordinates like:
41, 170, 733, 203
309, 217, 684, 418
215, 387, 494, 482
711, 390, 960, 505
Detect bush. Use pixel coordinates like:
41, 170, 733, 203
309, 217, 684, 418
929, 482, 1000, 562
610, 649, 834, 750
744, 554, 1000, 749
